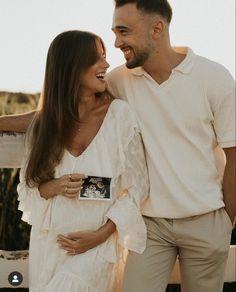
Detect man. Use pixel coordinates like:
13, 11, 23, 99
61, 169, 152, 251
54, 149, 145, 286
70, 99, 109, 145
0, 1, 235, 291
105, 1, 236, 292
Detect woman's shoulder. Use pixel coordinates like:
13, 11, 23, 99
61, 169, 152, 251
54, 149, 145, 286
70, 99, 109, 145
108, 99, 139, 130
109, 98, 135, 115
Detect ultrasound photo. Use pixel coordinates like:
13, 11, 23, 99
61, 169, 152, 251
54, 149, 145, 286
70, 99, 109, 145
79, 176, 112, 200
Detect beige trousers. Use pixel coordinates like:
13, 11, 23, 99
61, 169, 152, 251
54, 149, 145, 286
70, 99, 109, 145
122, 208, 232, 292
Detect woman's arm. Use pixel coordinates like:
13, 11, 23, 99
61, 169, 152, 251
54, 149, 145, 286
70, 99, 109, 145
38, 173, 86, 200
58, 129, 149, 255
0, 111, 36, 132
18, 151, 86, 227
57, 220, 116, 255
105, 129, 149, 254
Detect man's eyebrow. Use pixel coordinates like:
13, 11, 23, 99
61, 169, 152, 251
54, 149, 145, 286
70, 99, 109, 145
112, 25, 129, 31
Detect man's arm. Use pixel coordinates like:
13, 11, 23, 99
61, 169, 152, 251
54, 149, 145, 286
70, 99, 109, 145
223, 147, 236, 225
0, 110, 36, 133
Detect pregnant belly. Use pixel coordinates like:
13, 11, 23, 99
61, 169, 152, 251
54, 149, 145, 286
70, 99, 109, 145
50, 197, 110, 233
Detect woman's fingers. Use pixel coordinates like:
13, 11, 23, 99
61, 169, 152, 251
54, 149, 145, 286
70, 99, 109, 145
66, 187, 81, 194
59, 173, 86, 198
70, 173, 87, 181
63, 193, 77, 198
67, 181, 84, 188
62, 173, 87, 182
58, 238, 75, 248
57, 237, 83, 255
57, 236, 78, 253
39, 173, 87, 199
57, 233, 96, 255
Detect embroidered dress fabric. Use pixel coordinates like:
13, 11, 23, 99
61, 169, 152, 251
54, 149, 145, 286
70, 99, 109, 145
15, 100, 149, 292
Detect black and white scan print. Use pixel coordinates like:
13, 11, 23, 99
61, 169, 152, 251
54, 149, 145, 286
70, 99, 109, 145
79, 176, 112, 200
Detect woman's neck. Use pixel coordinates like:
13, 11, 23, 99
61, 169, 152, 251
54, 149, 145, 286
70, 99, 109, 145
79, 94, 98, 118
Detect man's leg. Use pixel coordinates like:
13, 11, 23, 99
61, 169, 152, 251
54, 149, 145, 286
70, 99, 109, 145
177, 208, 232, 292
122, 216, 178, 292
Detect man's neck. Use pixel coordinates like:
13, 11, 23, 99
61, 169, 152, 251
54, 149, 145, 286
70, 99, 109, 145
143, 47, 187, 84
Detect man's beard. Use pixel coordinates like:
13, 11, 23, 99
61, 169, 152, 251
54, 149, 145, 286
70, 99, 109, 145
125, 50, 149, 69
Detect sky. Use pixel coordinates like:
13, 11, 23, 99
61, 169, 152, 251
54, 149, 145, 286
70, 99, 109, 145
0, 0, 235, 93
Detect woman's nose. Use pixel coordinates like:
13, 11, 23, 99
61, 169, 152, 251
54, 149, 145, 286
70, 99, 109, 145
104, 59, 110, 69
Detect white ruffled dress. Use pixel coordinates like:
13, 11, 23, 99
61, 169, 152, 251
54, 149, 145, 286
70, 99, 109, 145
15, 100, 149, 292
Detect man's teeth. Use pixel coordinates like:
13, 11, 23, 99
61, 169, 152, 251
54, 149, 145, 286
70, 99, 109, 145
124, 49, 131, 55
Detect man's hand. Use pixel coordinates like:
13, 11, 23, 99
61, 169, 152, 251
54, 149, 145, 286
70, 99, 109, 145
223, 147, 236, 226
57, 220, 116, 255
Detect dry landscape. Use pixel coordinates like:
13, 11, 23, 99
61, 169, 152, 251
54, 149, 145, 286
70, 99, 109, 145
0, 91, 40, 115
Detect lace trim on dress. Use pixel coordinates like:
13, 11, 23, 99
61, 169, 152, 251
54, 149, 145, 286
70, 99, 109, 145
105, 115, 149, 254
17, 157, 52, 230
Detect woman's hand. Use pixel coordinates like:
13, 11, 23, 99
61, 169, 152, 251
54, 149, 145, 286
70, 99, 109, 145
57, 230, 104, 255
38, 173, 86, 199
57, 220, 116, 255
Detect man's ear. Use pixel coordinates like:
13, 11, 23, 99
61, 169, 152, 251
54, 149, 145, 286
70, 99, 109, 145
151, 19, 165, 40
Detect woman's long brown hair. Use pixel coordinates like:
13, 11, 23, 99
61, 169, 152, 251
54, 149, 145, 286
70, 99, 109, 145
25, 30, 107, 186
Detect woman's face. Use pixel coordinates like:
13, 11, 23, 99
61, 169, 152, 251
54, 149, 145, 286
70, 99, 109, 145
79, 40, 110, 97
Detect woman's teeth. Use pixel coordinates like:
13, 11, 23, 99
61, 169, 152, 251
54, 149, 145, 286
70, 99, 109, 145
96, 73, 105, 79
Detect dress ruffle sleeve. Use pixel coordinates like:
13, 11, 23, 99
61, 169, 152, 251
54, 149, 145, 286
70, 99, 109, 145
106, 123, 149, 254
0, 132, 24, 168
17, 142, 52, 230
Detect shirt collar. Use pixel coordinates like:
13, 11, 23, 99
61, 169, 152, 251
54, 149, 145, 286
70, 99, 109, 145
130, 47, 196, 76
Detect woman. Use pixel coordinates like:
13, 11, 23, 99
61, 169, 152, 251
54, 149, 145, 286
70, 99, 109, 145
2, 30, 149, 291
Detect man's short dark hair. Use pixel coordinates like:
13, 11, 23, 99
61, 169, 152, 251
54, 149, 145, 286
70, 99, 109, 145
114, 0, 172, 23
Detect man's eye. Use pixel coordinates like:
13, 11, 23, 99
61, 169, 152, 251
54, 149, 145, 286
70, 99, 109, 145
119, 30, 127, 35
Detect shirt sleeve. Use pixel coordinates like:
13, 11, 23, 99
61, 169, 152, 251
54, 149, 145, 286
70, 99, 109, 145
17, 148, 52, 230
206, 64, 236, 148
106, 66, 128, 101
106, 129, 149, 254
213, 88, 236, 148
0, 132, 24, 168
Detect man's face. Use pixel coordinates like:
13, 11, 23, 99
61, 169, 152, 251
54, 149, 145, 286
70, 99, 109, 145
112, 4, 153, 69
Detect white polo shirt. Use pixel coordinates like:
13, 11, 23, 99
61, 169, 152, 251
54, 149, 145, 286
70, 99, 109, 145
106, 48, 235, 218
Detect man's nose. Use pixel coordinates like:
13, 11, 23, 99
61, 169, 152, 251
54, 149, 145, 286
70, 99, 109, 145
114, 36, 123, 48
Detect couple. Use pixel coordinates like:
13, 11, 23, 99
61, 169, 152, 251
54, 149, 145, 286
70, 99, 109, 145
0, 1, 235, 292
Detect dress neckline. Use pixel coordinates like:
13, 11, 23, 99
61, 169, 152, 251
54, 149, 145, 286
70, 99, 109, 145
66, 99, 119, 158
